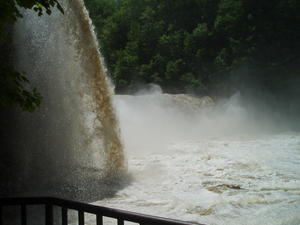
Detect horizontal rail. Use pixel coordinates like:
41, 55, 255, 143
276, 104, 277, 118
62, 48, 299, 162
0, 197, 204, 225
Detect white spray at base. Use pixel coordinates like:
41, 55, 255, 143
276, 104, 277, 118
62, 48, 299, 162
5, 0, 126, 199
86, 87, 300, 225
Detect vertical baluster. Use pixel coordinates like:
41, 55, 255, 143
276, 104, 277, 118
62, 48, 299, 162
96, 215, 103, 225
78, 211, 84, 225
118, 219, 124, 225
21, 205, 27, 225
61, 208, 68, 225
0, 206, 2, 225
45, 204, 53, 225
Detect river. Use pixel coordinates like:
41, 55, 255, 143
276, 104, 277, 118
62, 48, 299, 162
90, 92, 300, 225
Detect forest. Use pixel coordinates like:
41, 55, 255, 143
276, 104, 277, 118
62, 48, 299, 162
1, 0, 300, 118
84, 0, 300, 96
85, 0, 300, 123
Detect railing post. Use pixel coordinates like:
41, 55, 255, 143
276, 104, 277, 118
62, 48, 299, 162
61, 207, 68, 225
45, 204, 53, 225
21, 204, 27, 225
118, 219, 124, 225
78, 211, 84, 225
0, 206, 2, 225
96, 215, 103, 225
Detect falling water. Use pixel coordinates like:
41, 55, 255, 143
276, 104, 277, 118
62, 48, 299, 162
66, 0, 125, 175
2, 0, 126, 199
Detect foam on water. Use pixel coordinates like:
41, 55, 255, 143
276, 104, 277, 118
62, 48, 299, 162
90, 134, 300, 225
87, 93, 300, 225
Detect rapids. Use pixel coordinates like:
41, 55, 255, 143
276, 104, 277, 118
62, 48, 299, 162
87, 93, 300, 225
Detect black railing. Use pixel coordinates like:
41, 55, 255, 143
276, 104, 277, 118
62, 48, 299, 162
0, 197, 204, 225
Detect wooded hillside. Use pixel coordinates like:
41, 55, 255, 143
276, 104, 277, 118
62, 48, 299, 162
85, 0, 300, 100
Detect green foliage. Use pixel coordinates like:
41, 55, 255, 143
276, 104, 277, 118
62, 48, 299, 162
84, 0, 300, 96
0, 68, 42, 112
0, 0, 63, 112
0, 0, 63, 25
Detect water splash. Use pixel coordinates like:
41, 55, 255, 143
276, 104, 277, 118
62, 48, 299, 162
2, 0, 126, 199
67, 0, 125, 175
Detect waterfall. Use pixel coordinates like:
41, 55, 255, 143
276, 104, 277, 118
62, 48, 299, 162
1, 0, 126, 200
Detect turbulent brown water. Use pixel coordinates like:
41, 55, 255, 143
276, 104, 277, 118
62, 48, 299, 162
67, 0, 125, 175
2, 0, 126, 199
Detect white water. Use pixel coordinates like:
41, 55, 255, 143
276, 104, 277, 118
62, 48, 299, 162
87, 92, 300, 225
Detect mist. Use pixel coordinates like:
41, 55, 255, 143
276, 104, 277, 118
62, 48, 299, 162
96, 85, 300, 225
114, 84, 291, 156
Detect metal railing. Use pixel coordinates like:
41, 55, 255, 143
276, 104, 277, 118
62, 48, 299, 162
0, 197, 204, 225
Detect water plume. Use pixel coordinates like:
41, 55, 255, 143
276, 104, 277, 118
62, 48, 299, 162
67, 0, 125, 175
0, 0, 126, 200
